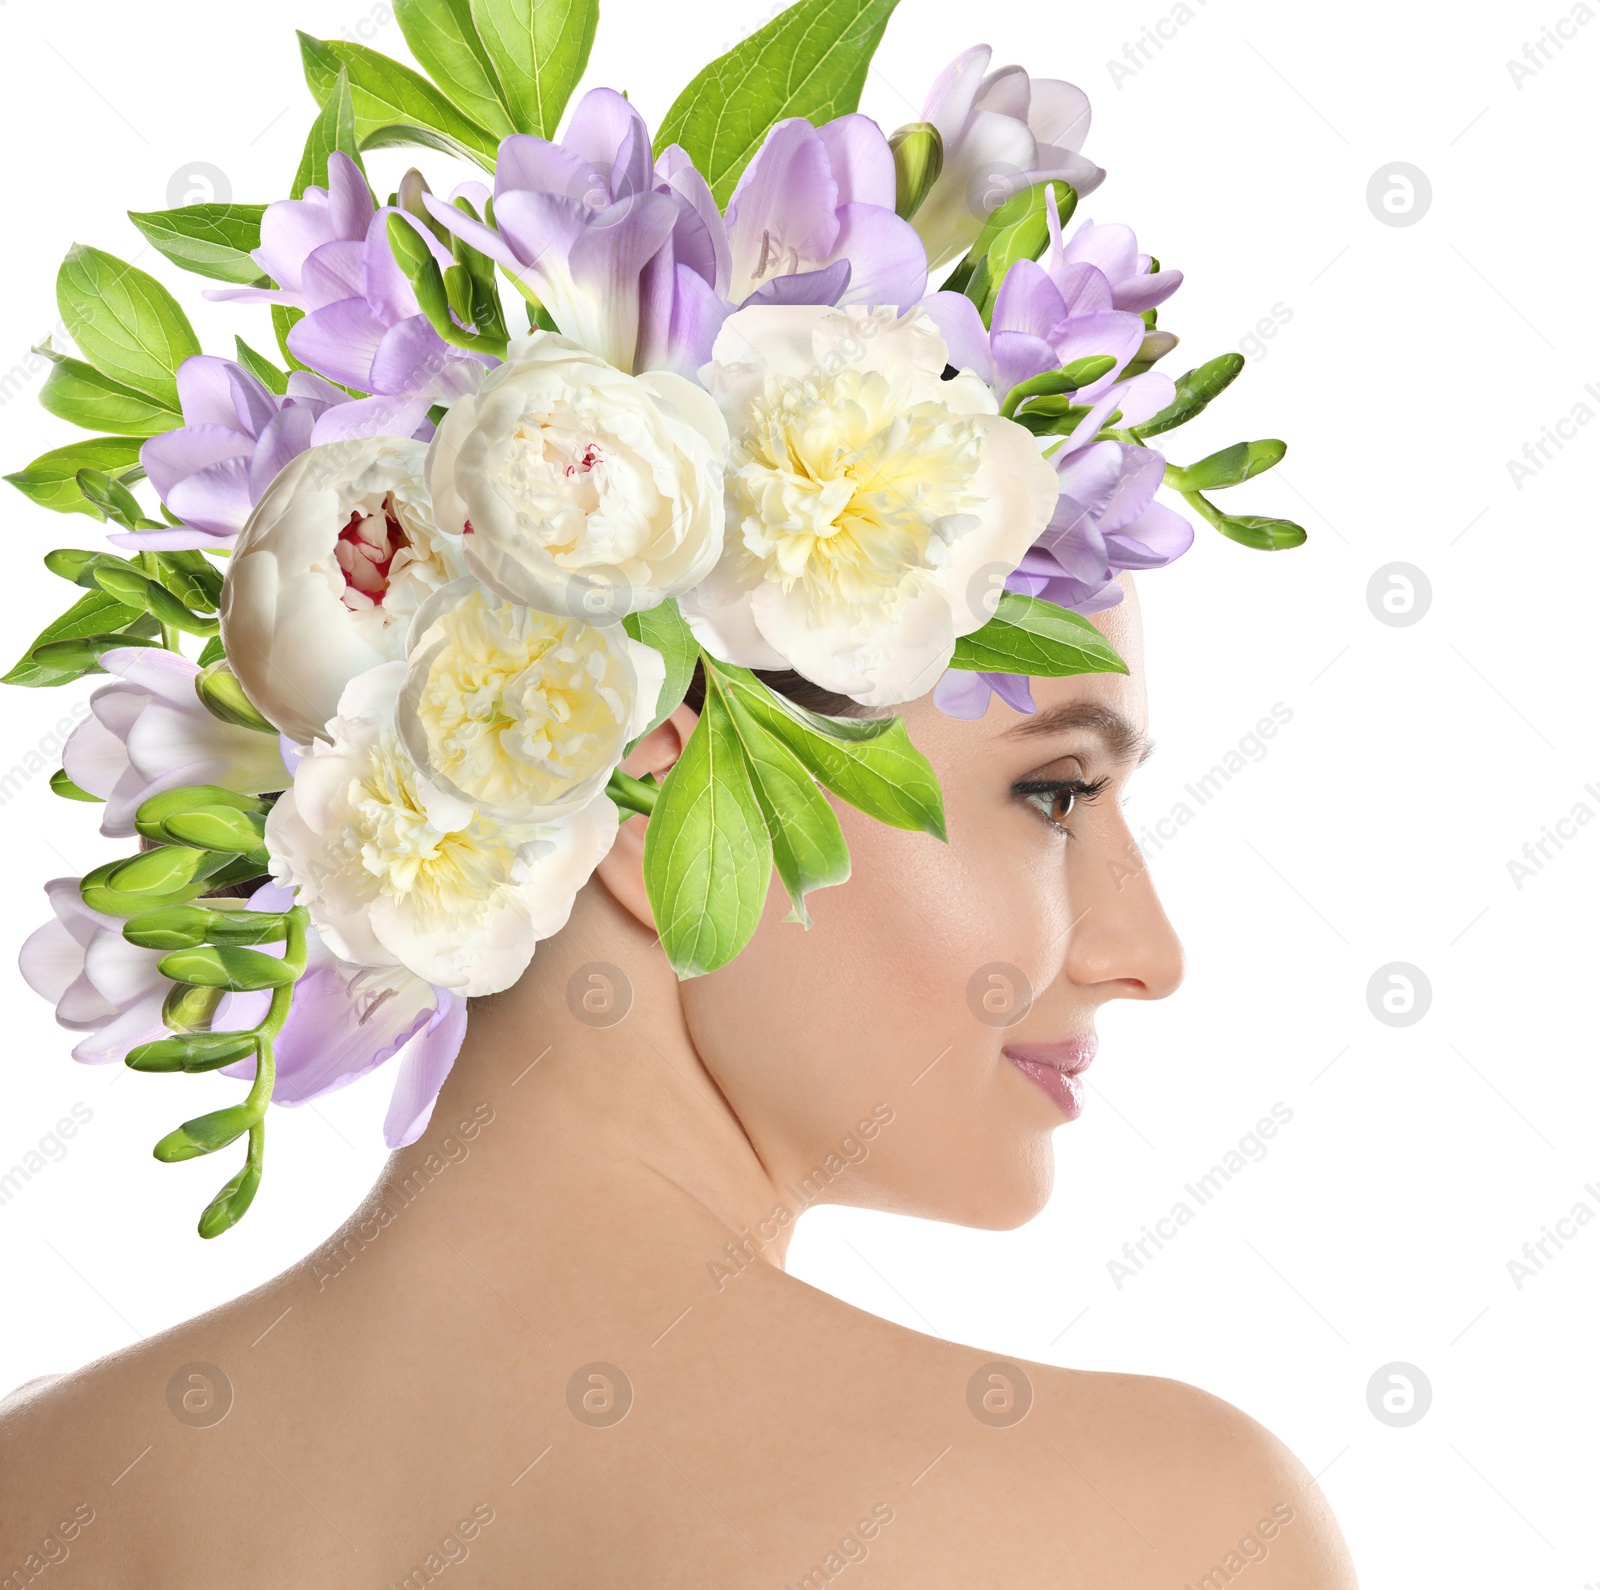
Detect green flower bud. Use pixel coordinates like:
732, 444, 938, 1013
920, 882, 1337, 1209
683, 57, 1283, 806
1166, 439, 1287, 493
156, 944, 300, 991
153, 1102, 258, 1162
126, 1031, 259, 1074
195, 661, 278, 733
160, 805, 268, 865
162, 980, 225, 1032
889, 122, 943, 221
199, 1159, 262, 1239
135, 784, 264, 844
107, 844, 228, 899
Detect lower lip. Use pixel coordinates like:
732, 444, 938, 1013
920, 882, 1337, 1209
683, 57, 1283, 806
1004, 1057, 1086, 1119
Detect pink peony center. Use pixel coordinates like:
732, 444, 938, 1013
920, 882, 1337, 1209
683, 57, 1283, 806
335, 496, 409, 611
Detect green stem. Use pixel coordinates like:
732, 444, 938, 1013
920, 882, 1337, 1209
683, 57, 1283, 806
606, 767, 659, 817
242, 907, 307, 1120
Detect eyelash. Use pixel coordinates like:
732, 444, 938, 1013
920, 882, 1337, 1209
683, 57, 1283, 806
1013, 774, 1112, 839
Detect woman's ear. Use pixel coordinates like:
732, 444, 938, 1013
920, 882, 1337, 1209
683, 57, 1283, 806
592, 700, 699, 931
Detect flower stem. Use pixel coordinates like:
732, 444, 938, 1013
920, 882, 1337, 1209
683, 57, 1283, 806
606, 767, 659, 817
138, 550, 181, 652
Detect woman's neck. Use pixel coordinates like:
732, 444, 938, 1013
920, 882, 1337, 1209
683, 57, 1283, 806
313, 885, 798, 1320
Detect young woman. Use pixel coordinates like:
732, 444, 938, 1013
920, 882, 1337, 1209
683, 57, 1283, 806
0, 4, 1356, 1583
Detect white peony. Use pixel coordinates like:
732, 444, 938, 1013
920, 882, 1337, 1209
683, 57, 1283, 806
396, 579, 665, 824
681, 302, 1061, 706
426, 332, 728, 622
219, 437, 468, 746
265, 661, 618, 997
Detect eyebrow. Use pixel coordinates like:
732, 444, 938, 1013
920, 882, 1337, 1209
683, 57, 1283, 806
997, 700, 1155, 766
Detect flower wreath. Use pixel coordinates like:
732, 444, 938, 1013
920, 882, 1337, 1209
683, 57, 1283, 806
7, 0, 1303, 1237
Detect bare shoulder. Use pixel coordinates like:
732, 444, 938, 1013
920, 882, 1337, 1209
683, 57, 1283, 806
1027, 1362, 1359, 1588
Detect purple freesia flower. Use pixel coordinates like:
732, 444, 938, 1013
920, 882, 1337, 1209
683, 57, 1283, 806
1040, 186, 1183, 314
218, 883, 469, 1148
132, 356, 360, 549
286, 202, 495, 415
424, 88, 927, 376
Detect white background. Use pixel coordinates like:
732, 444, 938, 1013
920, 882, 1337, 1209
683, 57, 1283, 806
0, 0, 1595, 1583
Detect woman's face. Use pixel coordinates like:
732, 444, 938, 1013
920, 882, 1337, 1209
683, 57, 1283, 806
676, 571, 1186, 1229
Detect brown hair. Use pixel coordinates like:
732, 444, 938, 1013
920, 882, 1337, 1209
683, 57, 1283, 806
681, 660, 875, 720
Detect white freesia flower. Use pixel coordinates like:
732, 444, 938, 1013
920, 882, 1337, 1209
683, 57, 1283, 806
265, 661, 619, 997
62, 647, 289, 837
219, 437, 467, 746
913, 44, 1106, 274
397, 579, 665, 824
681, 302, 1060, 706
19, 879, 169, 1063
426, 332, 728, 622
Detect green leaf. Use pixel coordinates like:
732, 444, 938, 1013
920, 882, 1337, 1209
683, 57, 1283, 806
949, 590, 1129, 678
38, 355, 179, 436
1131, 353, 1245, 439
467, 0, 598, 138
947, 181, 1075, 320
297, 32, 500, 165
713, 663, 946, 839
293, 65, 367, 200
717, 679, 851, 927
642, 687, 772, 978
127, 204, 269, 285
55, 246, 201, 408
1165, 439, 1286, 493
156, 944, 299, 991
272, 305, 311, 372
394, 0, 517, 136
621, 599, 698, 754
1, 588, 146, 687
5, 436, 146, 517
234, 337, 289, 395
656, 0, 903, 207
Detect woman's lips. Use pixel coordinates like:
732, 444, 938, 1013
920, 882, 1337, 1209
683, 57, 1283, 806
1002, 1036, 1097, 1120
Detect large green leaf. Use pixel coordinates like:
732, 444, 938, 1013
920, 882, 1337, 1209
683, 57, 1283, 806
711, 661, 946, 840
949, 590, 1128, 677
467, 0, 598, 138
717, 679, 851, 927
2, 588, 149, 686
38, 354, 179, 436
642, 686, 772, 978
55, 247, 200, 410
293, 66, 367, 200
127, 204, 269, 285
621, 599, 699, 754
297, 32, 500, 166
5, 436, 147, 517
394, 0, 517, 136
656, 0, 903, 207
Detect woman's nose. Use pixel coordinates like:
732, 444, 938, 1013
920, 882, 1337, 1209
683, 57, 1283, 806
1061, 815, 1185, 1001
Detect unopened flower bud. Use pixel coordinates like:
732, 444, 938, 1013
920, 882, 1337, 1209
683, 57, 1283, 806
889, 122, 943, 222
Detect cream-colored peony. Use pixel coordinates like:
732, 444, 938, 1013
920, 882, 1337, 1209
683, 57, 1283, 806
396, 579, 665, 823
219, 438, 467, 746
681, 302, 1060, 706
264, 662, 619, 997
426, 332, 728, 622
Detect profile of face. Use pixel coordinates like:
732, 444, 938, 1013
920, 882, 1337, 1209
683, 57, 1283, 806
591, 570, 1185, 1233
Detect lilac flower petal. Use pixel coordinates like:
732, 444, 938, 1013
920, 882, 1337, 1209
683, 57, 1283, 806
284, 370, 350, 409
1046, 260, 1116, 319
913, 291, 995, 386
1112, 267, 1184, 314
724, 118, 840, 295
1050, 309, 1146, 391
366, 209, 444, 324
368, 315, 460, 397
19, 917, 88, 1006
107, 525, 231, 551
289, 298, 389, 390
828, 203, 927, 309
1104, 499, 1195, 567
496, 132, 594, 201
268, 967, 435, 1105
226, 363, 280, 438
1103, 371, 1176, 429
985, 671, 1038, 714
248, 405, 316, 501
176, 356, 247, 430
1028, 78, 1094, 157
421, 191, 528, 278
565, 87, 651, 195
383, 990, 469, 1147
71, 990, 167, 1065
657, 262, 731, 377
739, 259, 852, 308
931, 669, 995, 719
167, 455, 255, 538
991, 329, 1062, 398
654, 147, 730, 293
140, 422, 251, 500
921, 43, 992, 140
817, 113, 897, 209
300, 238, 368, 311
310, 393, 431, 444
992, 258, 1068, 343
326, 151, 376, 241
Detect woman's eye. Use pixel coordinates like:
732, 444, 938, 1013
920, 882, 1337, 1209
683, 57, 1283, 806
1014, 776, 1110, 837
